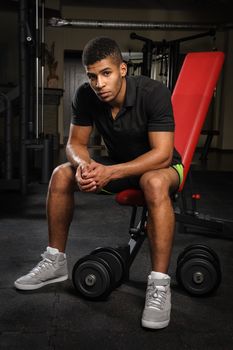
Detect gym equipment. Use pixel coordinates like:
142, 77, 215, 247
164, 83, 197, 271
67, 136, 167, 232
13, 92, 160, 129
0, 92, 20, 190
130, 30, 216, 90
72, 255, 114, 300
72, 247, 128, 299
90, 247, 127, 287
176, 244, 221, 296
73, 52, 226, 299
177, 243, 221, 267
0, 1, 59, 193
49, 17, 225, 32
176, 258, 221, 296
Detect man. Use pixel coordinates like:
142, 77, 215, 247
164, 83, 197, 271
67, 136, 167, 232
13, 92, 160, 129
15, 36, 183, 329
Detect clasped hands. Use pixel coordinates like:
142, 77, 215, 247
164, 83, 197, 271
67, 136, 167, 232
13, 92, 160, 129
76, 161, 113, 193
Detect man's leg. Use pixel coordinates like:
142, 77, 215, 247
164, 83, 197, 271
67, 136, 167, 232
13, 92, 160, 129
47, 163, 77, 252
14, 163, 76, 290
139, 167, 179, 329
140, 167, 179, 272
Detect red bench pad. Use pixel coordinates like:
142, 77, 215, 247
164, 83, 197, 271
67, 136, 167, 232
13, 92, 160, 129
115, 188, 145, 207
115, 52, 225, 207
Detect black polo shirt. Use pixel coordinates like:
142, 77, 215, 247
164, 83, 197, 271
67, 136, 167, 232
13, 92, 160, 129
71, 75, 181, 164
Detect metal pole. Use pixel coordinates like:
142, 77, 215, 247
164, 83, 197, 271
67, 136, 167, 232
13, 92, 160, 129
19, 0, 28, 194
41, 0, 45, 135
0, 93, 12, 180
167, 41, 180, 92
48, 17, 232, 31
26, 12, 35, 140
41, 135, 54, 183
35, 0, 39, 139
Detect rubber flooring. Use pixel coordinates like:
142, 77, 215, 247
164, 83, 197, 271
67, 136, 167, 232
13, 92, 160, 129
0, 170, 233, 350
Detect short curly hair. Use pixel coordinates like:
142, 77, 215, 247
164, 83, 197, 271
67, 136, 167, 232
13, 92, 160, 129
82, 36, 123, 66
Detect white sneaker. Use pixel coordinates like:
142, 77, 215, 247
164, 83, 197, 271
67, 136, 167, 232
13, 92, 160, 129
14, 249, 68, 290
141, 273, 171, 329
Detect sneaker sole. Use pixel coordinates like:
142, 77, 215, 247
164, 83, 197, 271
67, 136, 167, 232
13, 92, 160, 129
141, 319, 170, 329
14, 275, 69, 291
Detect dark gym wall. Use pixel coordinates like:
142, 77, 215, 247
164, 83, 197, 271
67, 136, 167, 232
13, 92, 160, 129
63, 51, 88, 142
0, 10, 18, 86
0, 1, 232, 151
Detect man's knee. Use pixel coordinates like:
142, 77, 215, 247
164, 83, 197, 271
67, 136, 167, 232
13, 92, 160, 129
140, 172, 170, 205
49, 163, 76, 193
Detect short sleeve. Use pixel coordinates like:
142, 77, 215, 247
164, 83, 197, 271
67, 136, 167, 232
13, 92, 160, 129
146, 82, 174, 132
71, 83, 93, 126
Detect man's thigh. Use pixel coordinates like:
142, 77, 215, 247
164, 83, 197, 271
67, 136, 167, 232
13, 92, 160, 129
140, 166, 181, 194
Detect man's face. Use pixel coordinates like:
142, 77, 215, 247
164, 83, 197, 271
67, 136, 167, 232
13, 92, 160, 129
85, 57, 127, 103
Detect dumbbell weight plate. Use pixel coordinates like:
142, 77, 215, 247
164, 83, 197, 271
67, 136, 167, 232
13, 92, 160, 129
178, 251, 221, 282
176, 251, 221, 287
177, 244, 220, 267
72, 255, 113, 300
91, 247, 125, 287
176, 256, 221, 296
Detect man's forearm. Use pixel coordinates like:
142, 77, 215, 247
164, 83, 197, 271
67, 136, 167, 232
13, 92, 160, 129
66, 143, 91, 168
109, 148, 172, 180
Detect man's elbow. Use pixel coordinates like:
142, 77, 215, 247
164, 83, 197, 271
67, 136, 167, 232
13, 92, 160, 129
65, 142, 71, 157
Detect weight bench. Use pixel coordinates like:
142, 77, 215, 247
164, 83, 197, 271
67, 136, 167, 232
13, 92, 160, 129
72, 52, 227, 299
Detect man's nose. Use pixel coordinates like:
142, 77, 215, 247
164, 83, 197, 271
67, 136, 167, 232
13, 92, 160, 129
96, 76, 105, 89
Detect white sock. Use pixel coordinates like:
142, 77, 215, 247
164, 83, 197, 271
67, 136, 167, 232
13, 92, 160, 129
46, 246, 66, 258
150, 271, 170, 279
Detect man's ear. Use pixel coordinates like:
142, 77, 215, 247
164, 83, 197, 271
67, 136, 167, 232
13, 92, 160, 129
120, 62, 127, 77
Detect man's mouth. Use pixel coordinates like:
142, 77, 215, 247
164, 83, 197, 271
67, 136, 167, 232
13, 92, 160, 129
97, 91, 111, 99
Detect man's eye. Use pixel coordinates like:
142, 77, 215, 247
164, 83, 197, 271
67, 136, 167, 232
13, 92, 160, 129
103, 71, 110, 76
88, 76, 96, 81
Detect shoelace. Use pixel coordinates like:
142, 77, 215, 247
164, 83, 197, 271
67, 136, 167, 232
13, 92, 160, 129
146, 282, 168, 310
29, 254, 54, 276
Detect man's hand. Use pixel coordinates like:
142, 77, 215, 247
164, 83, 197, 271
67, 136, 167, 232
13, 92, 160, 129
75, 163, 97, 192
76, 161, 113, 192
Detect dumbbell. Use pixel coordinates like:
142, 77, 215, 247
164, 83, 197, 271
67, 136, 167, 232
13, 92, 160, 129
72, 247, 127, 300
176, 244, 221, 296
91, 247, 126, 288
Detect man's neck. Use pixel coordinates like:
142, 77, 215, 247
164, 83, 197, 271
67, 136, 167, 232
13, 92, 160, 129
109, 77, 126, 110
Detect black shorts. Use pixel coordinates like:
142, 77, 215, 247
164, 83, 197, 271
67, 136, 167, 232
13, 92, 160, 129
93, 155, 184, 195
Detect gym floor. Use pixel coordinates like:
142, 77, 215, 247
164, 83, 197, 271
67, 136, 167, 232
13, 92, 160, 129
0, 149, 233, 350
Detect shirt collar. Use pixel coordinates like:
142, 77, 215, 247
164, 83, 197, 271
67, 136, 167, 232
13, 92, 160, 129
124, 76, 136, 108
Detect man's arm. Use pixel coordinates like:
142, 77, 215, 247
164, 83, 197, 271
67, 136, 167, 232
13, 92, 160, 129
66, 124, 93, 168
110, 131, 174, 179
66, 124, 99, 192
